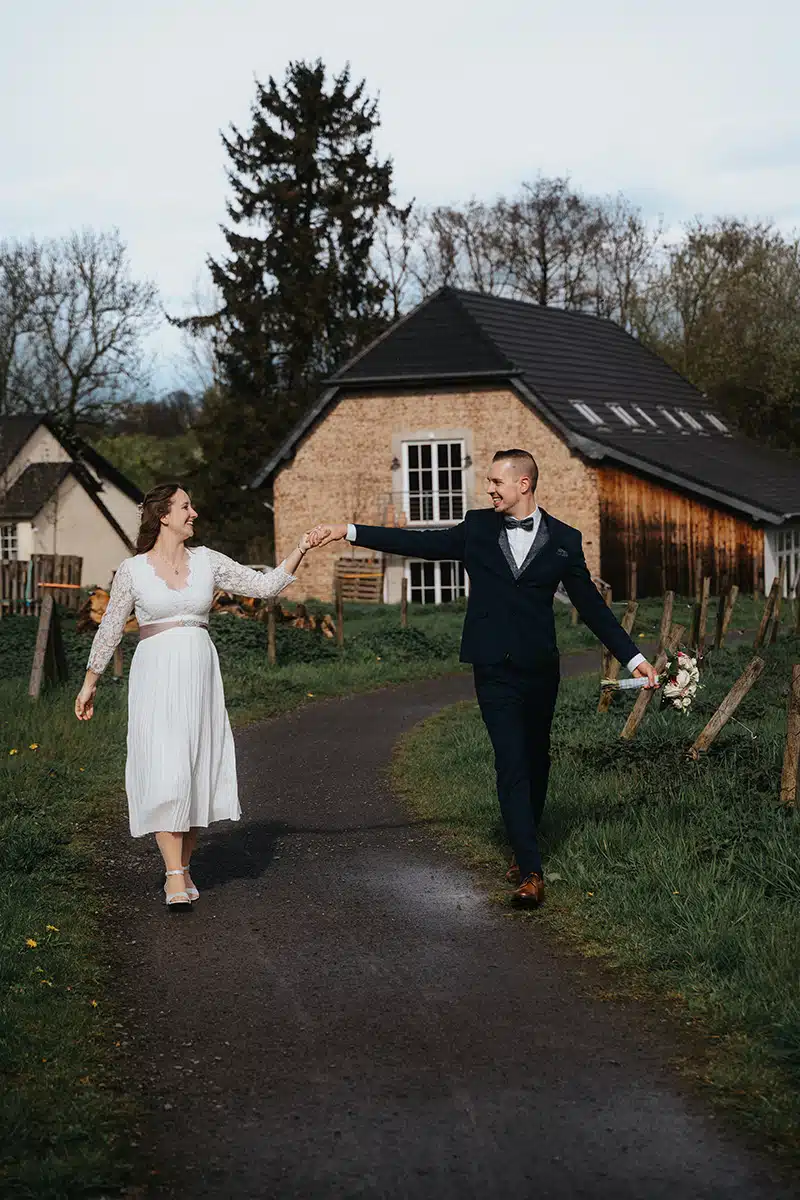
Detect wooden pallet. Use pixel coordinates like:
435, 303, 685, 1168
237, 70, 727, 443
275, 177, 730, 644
334, 556, 384, 603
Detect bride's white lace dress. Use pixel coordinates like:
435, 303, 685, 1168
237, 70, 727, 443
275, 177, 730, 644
87, 547, 295, 837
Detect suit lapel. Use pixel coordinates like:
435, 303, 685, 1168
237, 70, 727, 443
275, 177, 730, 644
517, 512, 551, 577
498, 524, 518, 578
495, 510, 552, 581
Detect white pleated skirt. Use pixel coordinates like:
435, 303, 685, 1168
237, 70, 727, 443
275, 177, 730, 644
125, 627, 241, 838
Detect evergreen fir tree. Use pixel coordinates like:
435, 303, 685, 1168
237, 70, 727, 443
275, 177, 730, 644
177, 60, 396, 558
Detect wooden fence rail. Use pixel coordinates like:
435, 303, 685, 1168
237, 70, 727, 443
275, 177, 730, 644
0, 555, 83, 617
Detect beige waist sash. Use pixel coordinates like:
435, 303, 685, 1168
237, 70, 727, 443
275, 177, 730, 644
138, 619, 208, 641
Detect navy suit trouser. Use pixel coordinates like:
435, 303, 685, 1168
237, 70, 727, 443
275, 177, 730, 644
473, 659, 560, 879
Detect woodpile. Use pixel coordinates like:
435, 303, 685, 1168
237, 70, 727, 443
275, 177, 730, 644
76, 586, 138, 635
76, 588, 336, 640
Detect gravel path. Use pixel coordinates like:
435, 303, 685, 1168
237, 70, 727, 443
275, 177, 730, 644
111, 655, 794, 1199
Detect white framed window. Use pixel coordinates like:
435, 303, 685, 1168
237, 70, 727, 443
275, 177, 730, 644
632, 405, 659, 428
406, 559, 468, 605
0, 524, 18, 560
570, 400, 605, 426
607, 403, 640, 428
402, 440, 465, 524
677, 409, 706, 433
703, 411, 730, 434
766, 526, 800, 596
657, 406, 687, 432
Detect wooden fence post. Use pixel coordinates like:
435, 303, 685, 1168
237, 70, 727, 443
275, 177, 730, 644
570, 605, 578, 625
628, 561, 637, 602
713, 584, 726, 651
696, 576, 712, 656
620, 623, 685, 741
795, 573, 800, 638
336, 581, 344, 648
400, 576, 408, 629
657, 590, 674, 655
267, 602, 277, 666
779, 664, 800, 806
715, 584, 740, 650
754, 575, 780, 649
598, 600, 639, 713
686, 657, 766, 760
29, 594, 54, 700
28, 594, 68, 699
768, 561, 787, 644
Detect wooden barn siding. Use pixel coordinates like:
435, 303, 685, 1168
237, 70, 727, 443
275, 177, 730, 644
598, 467, 763, 597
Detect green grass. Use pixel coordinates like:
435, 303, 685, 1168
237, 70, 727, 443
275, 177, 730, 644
392, 632, 800, 1155
0, 590, 773, 1193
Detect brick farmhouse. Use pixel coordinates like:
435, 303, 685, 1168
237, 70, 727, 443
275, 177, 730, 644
252, 288, 800, 605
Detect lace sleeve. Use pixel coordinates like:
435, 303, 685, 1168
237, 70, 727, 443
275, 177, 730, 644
86, 560, 135, 675
205, 548, 296, 600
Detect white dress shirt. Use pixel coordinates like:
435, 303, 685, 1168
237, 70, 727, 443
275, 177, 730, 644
345, 516, 645, 674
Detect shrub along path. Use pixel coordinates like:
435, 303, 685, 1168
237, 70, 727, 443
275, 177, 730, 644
110, 652, 794, 1199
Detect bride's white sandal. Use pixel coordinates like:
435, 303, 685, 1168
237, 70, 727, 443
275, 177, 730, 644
182, 865, 199, 902
164, 868, 192, 911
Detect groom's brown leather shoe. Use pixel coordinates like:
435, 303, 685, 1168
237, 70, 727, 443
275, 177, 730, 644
506, 856, 520, 884
512, 872, 545, 906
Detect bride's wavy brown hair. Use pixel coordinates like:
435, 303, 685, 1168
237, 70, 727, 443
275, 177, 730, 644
135, 482, 187, 554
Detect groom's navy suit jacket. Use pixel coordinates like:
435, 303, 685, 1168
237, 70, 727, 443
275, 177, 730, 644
352, 507, 639, 670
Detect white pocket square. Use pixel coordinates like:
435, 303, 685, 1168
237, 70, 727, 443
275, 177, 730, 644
556, 547, 569, 557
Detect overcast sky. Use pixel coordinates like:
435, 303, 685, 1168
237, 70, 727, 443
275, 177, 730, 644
2, 0, 799, 390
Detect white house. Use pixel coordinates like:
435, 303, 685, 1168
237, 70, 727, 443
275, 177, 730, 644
0, 414, 142, 587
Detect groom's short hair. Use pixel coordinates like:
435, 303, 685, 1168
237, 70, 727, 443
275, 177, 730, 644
493, 449, 538, 490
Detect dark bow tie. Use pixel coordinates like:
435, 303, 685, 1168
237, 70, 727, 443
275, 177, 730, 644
504, 515, 535, 532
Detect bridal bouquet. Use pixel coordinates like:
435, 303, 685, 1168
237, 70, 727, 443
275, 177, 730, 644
659, 649, 701, 713
600, 649, 701, 713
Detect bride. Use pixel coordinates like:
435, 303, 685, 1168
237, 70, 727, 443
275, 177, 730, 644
75, 482, 323, 911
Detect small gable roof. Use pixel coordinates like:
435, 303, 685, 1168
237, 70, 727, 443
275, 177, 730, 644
0, 462, 73, 519
0, 414, 43, 477
251, 288, 800, 524
0, 414, 143, 505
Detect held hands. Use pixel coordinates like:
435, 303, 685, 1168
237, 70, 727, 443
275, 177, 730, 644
297, 527, 331, 553
632, 661, 659, 689
306, 523, 348, 549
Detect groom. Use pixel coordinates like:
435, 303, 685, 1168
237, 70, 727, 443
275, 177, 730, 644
313, 449, 657, 906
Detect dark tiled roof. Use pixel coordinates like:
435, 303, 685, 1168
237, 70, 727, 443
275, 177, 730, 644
0, 414, 43, 477
0, 414, 143, 504
0, 462, 73, 519
253, 288, 800, 522
334, 289, 514, 382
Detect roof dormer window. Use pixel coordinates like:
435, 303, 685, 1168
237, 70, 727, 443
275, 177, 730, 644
657, 406, 687, 432
632, 405, 659, 428
570, 401, 605, 427
607, 404, 640, 428
703, 411, 730, 434
677, 409, 705, 433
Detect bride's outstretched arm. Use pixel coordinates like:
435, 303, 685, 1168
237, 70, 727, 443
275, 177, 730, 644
205, 529, 326, 600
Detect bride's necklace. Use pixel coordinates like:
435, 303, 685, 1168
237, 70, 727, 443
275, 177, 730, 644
155, 546, 184, 577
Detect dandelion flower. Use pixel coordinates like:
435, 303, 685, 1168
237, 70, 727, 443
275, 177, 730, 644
29, 743, 39, 751
79, 768, 85, 772
306, 692, 314, 697
90, 999, 98, 1008
25, 938, 38, 948
40, 979, 53, 987
9, 748, 18, 756
46, 924, 59, 933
